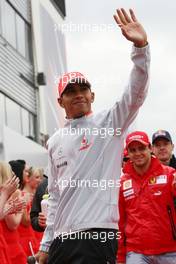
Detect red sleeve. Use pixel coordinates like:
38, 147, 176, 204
117, 178, 126, 263
171, 171, 176, 197
162, 166, 176, 197
165, 166, 176, 197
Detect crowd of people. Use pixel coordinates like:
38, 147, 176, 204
0, 160, 46, 264
0, 129, 176, 264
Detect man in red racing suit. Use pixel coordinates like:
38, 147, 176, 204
117, 131, 176, 264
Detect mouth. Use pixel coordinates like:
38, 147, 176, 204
135, 157, 143, 162
159, 152, 167, 155
73, 101, 86, 105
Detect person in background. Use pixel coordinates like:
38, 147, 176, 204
1, 161, 27, 264
117, 131, 176, 264
9, 160, 41, 257
9, 159, 30, 189
152, 130, 176, 209
0, 171, 20, 219
30, 175, 48, 232
25, 167, 43, 194
122, 148, 130, 169
28, 167, 45, 243
28, 168, 46, 249
152, 130, 176, 169
28, 176, 48, 264
18, 166, 42, 257
0, 173, 16, 264
0, 162, 25, 264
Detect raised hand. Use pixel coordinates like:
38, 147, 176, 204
0, 175, 19, 198
113, 8, 147, 47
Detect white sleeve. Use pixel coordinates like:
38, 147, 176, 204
40, 147, 60, 253
111, 44, 150, 133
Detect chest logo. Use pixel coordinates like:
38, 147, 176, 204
149, 175, 167, 185
79, 135, 92, 151
58, 147, 63, 157
149, 177, 156, 185
156, 175, 167, 184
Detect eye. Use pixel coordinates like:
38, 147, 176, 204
64, 88, 75, 95
128, 148, 135, 153
138, 146, 146, 151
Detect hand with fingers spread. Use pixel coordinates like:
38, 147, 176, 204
113, 8, 147, 47
2, 196, 26, 216
0, 175, 20, 199
0, 178, 22, 219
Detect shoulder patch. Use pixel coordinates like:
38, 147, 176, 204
123, 188, 134, 197
123, 179, 132, 190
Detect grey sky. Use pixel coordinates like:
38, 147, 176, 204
64, 0, 176, 143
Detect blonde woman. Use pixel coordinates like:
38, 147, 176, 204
0, 171, 20, 218
18, 166, 43, 257
0, 161, 27, 264
28, 167, 43, 192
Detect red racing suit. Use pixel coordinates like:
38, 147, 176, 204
117, 156, 176, 263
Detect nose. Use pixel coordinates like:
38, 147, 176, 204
73, 93, 85, 102
158, 144, 165, 150
134, 149, 142, 155
74, 89, 84, 97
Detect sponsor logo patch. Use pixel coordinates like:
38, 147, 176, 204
149, 177, 156, 185
57, 161, 68, 169
123, 179, 132, 190
123, 188, 134, 197
79, 135, 92, 151
149, 175, 167, 185
156, 175, 167, 184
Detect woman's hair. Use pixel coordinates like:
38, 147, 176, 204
9, 160, 25, 189
0, 161, 13, 185
30, 167, 44, 178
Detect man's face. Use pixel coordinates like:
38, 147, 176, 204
152, 138, 174, 164
58, 83, 94, 119
127, 141, 151, 168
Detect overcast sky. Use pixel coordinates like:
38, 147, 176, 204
64, 0, 176, 144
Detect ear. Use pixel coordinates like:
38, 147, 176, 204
149, 143, 153, 151
151, 143, 155, 151
172, 143, 174, 151
58, 97, 65, 109
91, 92, 95, 103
